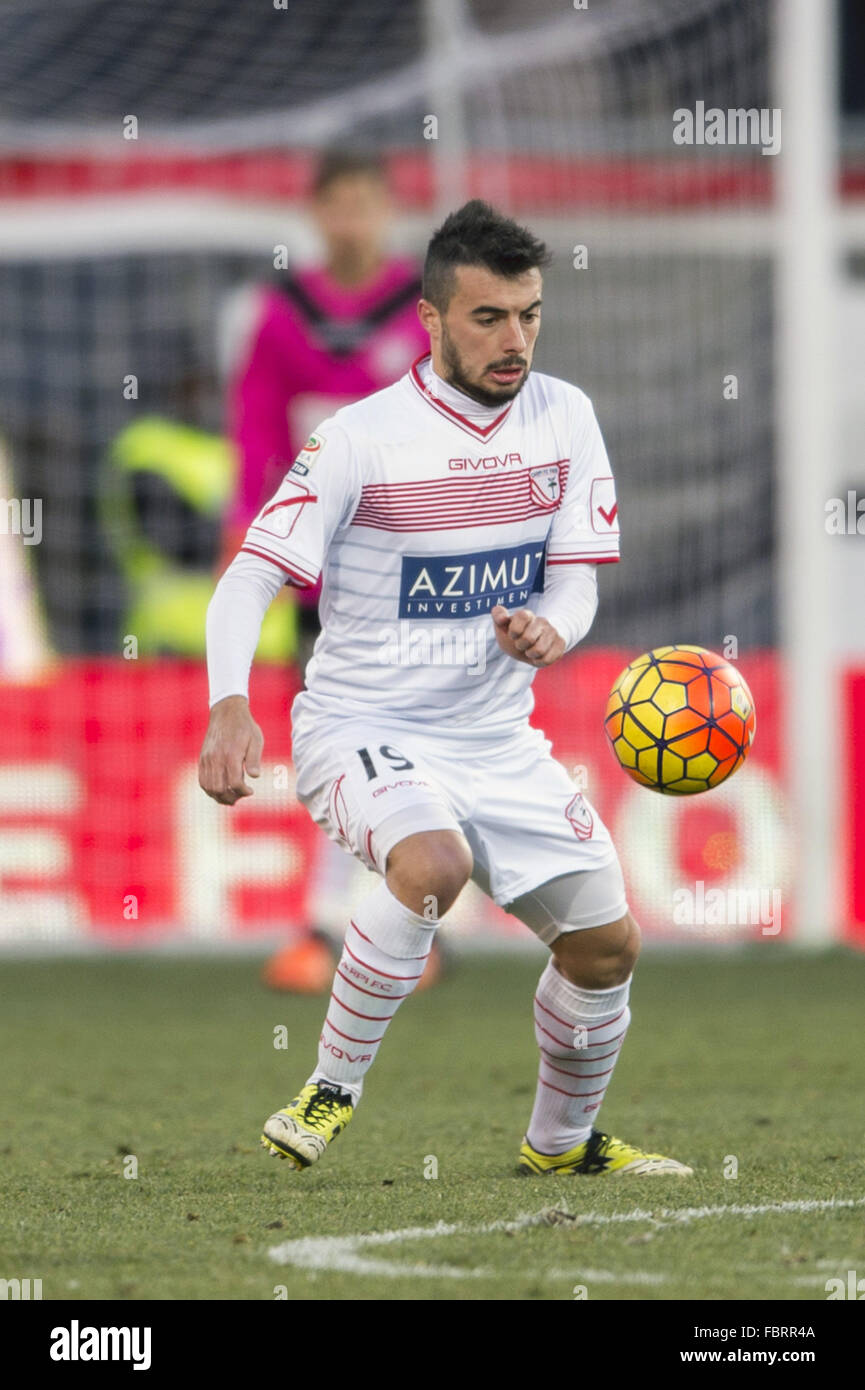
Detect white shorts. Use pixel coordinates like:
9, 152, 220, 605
292, 714, 624, 921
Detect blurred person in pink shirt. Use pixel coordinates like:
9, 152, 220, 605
224, 148, 434, 994
224, 148, 426, 568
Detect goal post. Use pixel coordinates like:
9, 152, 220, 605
774, 0, 842, 945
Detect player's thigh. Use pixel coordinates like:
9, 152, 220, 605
294, 724, 467, 877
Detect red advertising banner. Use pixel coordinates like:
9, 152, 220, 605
844, 669, 865, 944
0, 652, 853, 947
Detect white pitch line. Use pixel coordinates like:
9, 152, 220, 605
558, 1195, 865, 1228
549, 1268, 668, 1285
268, 1196, 865, 1281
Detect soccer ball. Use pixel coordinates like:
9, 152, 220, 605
603, 645, 756, 795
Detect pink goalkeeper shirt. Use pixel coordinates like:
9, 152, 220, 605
226, 256, 428, 533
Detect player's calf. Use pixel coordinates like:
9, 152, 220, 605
261, 841, 470, 1170
508, 866, 689, 1174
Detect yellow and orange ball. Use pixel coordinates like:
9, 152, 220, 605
604, 645, 756, 795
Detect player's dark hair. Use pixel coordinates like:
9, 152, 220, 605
312, 148, 387, 195
422, 200, 551, 310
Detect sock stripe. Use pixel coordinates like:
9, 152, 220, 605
541, 1058, 618, 1083
528, 973, 632, 1155
348, 918, 429, 961
329, 991, 399, 1024
535, 1021, 628, 1053
534, 995, 626, 1032
312, 881, 438, 1101
538, 1076, 609, 1100
323, 1016, 387, 1046
539, 1042, 624, 1068
541, 1057, 596, 1082
534, 1017, 580, 1051
334, 967, 409, 1001
539, 1054, 622, 1082
346, 939, 428, 984
532, 995, 573, 1030
342, 937, 425, 982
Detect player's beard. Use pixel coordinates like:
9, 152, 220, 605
439, 322, 529, 408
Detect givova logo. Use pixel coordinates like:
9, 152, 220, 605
399, 542, 545, 618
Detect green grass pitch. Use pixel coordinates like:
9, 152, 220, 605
1, 949, 863, 1301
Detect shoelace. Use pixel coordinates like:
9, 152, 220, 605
578, 1130, 615, 1173
301, 1086, 350, 1131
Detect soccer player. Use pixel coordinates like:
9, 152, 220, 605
200, 200, 692, 1177
223, 147, 430, 993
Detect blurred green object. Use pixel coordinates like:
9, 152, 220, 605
102, 417, 297, 659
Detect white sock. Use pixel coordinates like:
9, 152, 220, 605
307, 880, 437, 1104
526, 958, 631, 1155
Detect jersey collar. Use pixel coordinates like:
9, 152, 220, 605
409, 353, 515, 443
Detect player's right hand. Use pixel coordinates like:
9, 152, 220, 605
198, 694, 264, 805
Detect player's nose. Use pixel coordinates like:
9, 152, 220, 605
500, 316, 527, 353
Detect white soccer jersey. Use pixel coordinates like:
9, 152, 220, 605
240, 353, 620, 735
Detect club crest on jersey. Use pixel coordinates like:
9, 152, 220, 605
591, 476, 619, 532
565, 792, 594, 841
529, 464, 562, 509
290, 432, 326, 476
399, 542, 545, 618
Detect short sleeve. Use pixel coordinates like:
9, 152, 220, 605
239, 421, 361, 587
546, 392, 620, 566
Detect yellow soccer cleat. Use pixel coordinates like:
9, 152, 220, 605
518, 1128, 693, 1177
261, 1081, 354, 1170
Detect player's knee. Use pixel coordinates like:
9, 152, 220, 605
553, 912, 641, 989
386, 830, 473, 917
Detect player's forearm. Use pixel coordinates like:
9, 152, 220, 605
205, 550, 286, 706
534, 562, 599, 653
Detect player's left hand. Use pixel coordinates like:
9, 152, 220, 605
491, 605, 566, 667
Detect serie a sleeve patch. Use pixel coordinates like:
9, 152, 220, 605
289, 431, 327, 476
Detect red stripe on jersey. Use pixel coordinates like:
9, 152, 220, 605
351, 463, 570, 532
547, 555, 620, 565
353, 510, 555, 533
353, 462, 568, 499
260, 494, 317, 518
240, 545, 316, 585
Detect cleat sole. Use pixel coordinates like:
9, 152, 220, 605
260, 1135, 304, 1170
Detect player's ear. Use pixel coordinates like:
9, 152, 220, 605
417, 297, 440, 339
